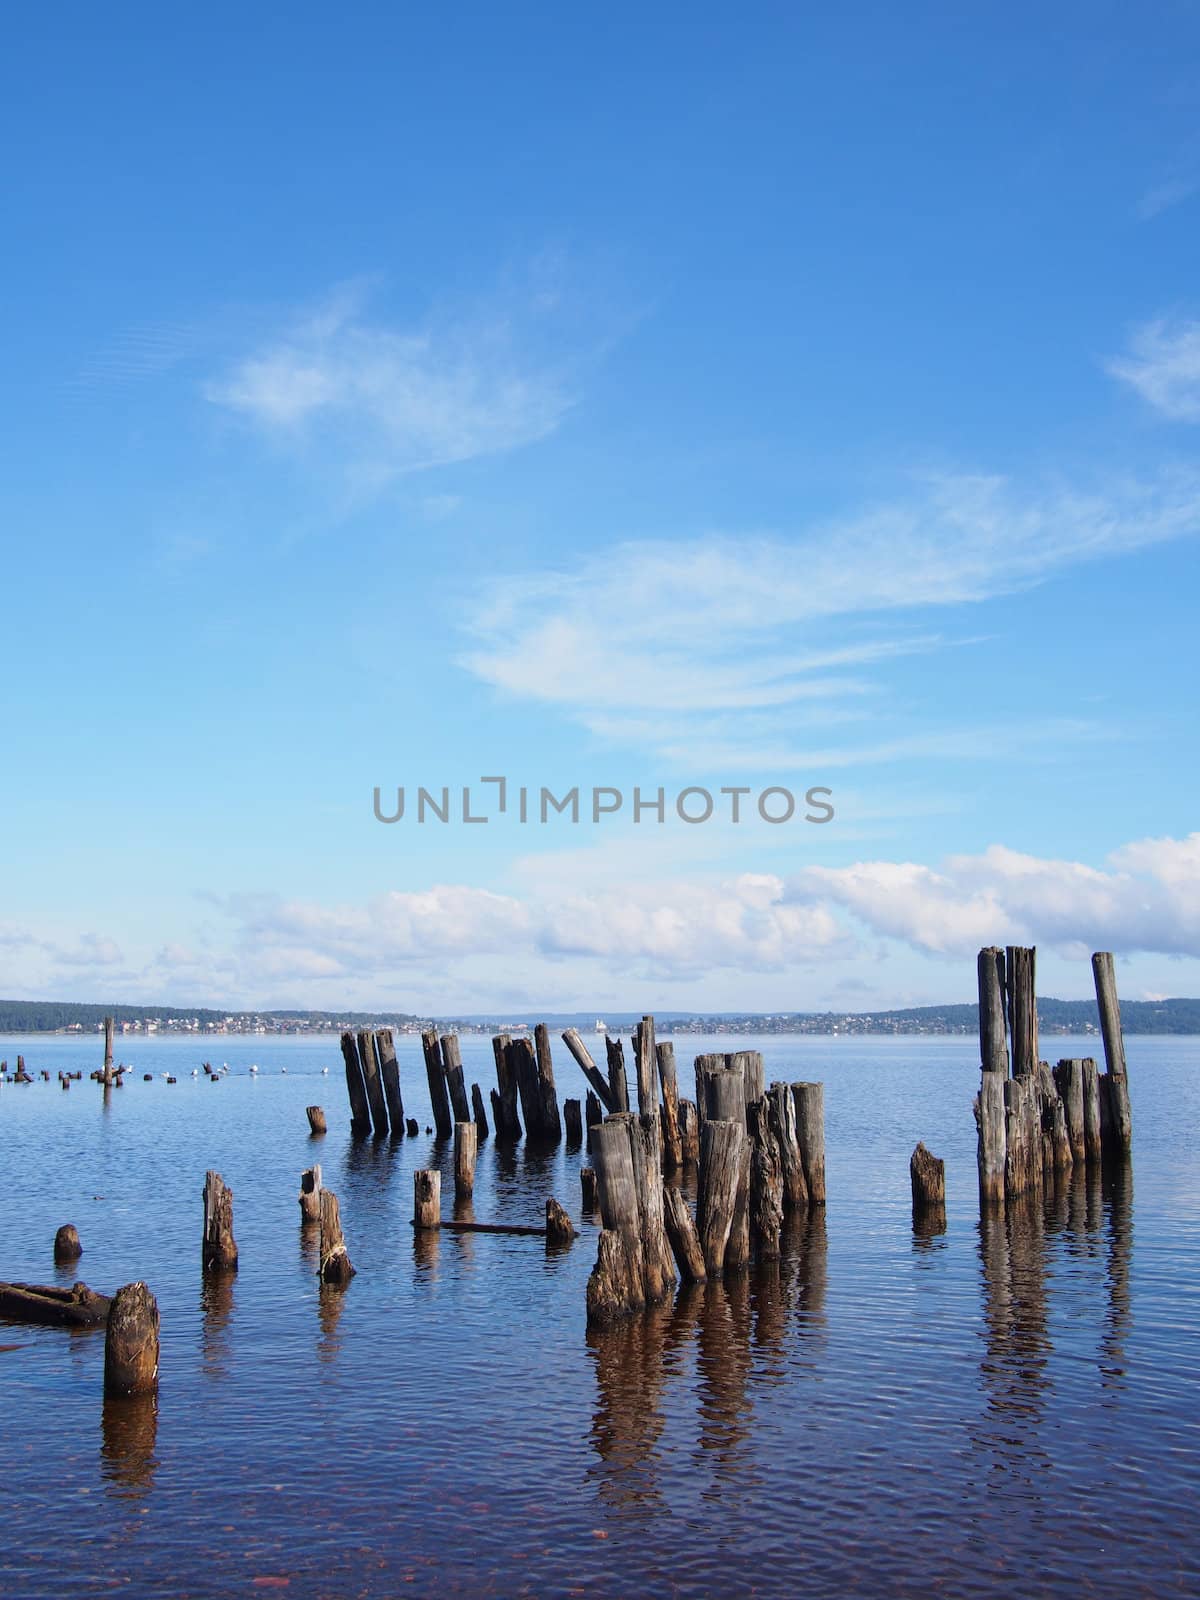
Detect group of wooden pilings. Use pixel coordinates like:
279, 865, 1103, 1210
581, 1024, 826, 1324
974, 947, 1132, 1207
340, 1028, 410, 1139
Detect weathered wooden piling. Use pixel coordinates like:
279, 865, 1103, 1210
696, 1119, 745, 1278
104, 1282, 159, 1398
357, 1030, 389, 1136
656, 1041, 683, 1170
1003, 1076, 1043, 1198
440, 1034, 472, 1126
605, 1036, 630, 1114
564, 1097, 583, 1145
340, 1031, 372, 1138
491, 1032, 522, 1142
747, 1096, 783, 1259
413, 1169, 441, 1230
454, 1121, 477, 1199
375, 1028, 405, 1133
471, 1082, 490, 1140
767, 1081, 807, 1211
533, 1023, 563, 1141
54, 1224, 83, 1263
299, 1164, 322, 1223
586, 1119, 645, 1321
730, 1050, 766, 1105
792, 1082, 826, 1205
1081, 1057, 1102, 1161
562, 1028, 616, 1112
1092, 951, 1133, 1156
421, 1031, 454, 1141
975, 948, 1009, 1206
632, 1016, 657, 1117
663, 1184, 706, 1283
201, 1171, 238, 1272
318, 1189, 354, 1285
546, 1198, 575, 1245
693, 1053, 726, 1130
306, 1105, 327, 1136
1053, 1060, 1086, 1162
103, 1016, 114, 1087
581, 1167, 597, 1211
679, 1098, 700, 1165
510, 1036, 542, 1140
1006, 946, 1039, 1078
405, 1116, 419, 1138
585, 1089, 603, 1152
978, 946, 1009, 1075
910, 1142, 945, 1213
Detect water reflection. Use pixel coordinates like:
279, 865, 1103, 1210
316, 1283, 345, 1364
200, 1270, 235, 1382
1101, 1161, 1134, 1386
100, 1394, 158, 1500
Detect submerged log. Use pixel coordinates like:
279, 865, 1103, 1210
1093, 951, 1132, 1156
422, 1031, 454, 1141
792, 1082, 826, 1206
440, 1219, 547, 1237
340, 1031, 372, 1139
306, 1105, 327, 1136
546, 1197, 575, 1245
562, 1029, 616, 1112
656, 1041, 683, 1171
413, 1169, 442, 1230
202, 1170, 238, 1272
454, 1121, 477, 1199
0, 1279, 110, 1327
104, 1282, 159, 1397
376, 1029, 406, 1133
471, 1082, 490, 1141
318, 1189, 354, 1285
54, 1224, 83, 1264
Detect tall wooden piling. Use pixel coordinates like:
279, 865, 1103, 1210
748, 1096, 784, 1259
605, 1036, 630, 1114
1053, 1060, 1086, 1162
694, 1053, 726, 1130
201, 1171, 238, 1272
357, 1030, 389, 1136
975, 947, 1009, 1205
471, 1082, 490, 1140
104, 1282, 159, 1398
562, 1029, 616, 1112
696, 1119, 745, 1278
491, 1032, 521, 1142
454, 1121, 477, 1199
103, 1016, 114, 1087
679, 1098, 700, 1165
413, 1169, 441, 1230
978, 947, 1009, 1076
792, 1082, 826, 1206
767, 1082, 807, 1211
633, 1113, 676, 1302
1092, 952, 1132, 1156
421, 1030, 454, 1141
375, 1029, 405, 1133
1006, 946, 1039, 1078
656, 1041, 683, 1170
340, 1031, 372, 1139
632, 1016, 657, 1117
440, 1035, 472, 1126
1081, 1057, 1103, 1161
532, 1023, 563, 1142
318, 1189, 354, 1285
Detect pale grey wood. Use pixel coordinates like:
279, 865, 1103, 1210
792, 1082, 826, 1206
421, 1031, 453, 1140
977, 946, 1009, 1075
561, 1028, 616, 1112
454, 1121, 477, 1199
696, 1118, 745, 1277
413, 1168, 442, 1230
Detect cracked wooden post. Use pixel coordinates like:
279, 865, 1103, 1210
340, 1031, 372, 1138
705, 1069, 750, 1268
202, 1170, 238, 1272
413, 1169, 441, 1230
421, 1030, 454, 1140
299, 1164, 322, 1223
910, 1142, 945, 1213
104, 1282, 159, 1398
1081, 1057, 1103, 1161
318, 1189, 354, 1285
663, 1184, 706, 1283
454, 1121, 477, 1199
792, 1082, 826, 1206
632, 1015, 657, 1117
978, 946, 1009, 1075
471, 1082, 490, 1141
656, 1041, 683, 1171
605, 1036, 630, 1114
1053, 1060, 1086, 1163
357, 1029, 389, 1136
1093, 951, 1132, 1157
696, 1118, 744, 1278
305, 1105, 327, 1136
54, 1224, 83, 1263
767, 1081, 807, 1211
533, 1022, 563, 1142
546, 1197, 575, 1245
491, 1032, 521, 1142
976, 946, 1009, 1207
748, 1096, 783, 1259
679, 1098, 700, 1165
511, 1037, 542, 1141
586, 1118, 645, 1322
440, 1034, 472, 1126
1006, 946, 1039, 1078
375, 1028, 405, 1134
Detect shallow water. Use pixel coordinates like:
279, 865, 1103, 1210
1, 1032, 1197, 1598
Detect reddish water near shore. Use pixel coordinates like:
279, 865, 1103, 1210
1, 1032, 1197, 1598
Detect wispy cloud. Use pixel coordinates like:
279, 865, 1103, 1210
459, 468, 1200, 763
1108, 317, 1200, 421
206, 281, 576, 485
1137, 135, 1200, 221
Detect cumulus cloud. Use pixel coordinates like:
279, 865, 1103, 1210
1108, 318, 1200, 421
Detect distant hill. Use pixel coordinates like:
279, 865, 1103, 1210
2, 996, 1199, 1035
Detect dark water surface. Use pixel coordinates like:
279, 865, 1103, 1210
1, 1032, 1197, 1599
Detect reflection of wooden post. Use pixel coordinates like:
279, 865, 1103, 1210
413, 1169, 441, 1229
454, 1121, 477, 1199
202, 1171, 238, 1272
1092, 952, 1132, 1155
318, 1190, 354, 1285
104, 1282, 159, 1397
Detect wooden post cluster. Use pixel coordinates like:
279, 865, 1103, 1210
421, 1030, 454, 1140
342, 1028, 407, 1139
973, 945, 1130, 1210
491, 1029, 562, 1145
201, 1171, 238, 1272
585, 1113, 676, 1322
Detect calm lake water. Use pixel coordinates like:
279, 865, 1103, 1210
1, 1031, 1197, 1599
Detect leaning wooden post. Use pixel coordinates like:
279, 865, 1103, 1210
298, 1164, 323, 1223
306, 1105, 327, 1136
318, 1189, 354, 1284
586, 1119, 646, 1322
440, 1034, 472, 1126
792, 1082, 826, 1206
1092, 952, 1132, 1156
356, 1030, 389, 1136
104, 1282, 159, 1397
340, 1031, 372, 1138
375, 1028, 406, 1133
471, 1082, 490, 1141
604, 1036, 630, 1114
454, 1121, 477, 1199
421, 1031, 454, 1140
413, 1169, 441, 1230
632, 1016, 657, 1117
561, 1029, 616, 1113
201, 1170, 238, 1272
533, 1023, 563, 1141
663, 1185, 706, 1283
656, 1041, 683, 1170
910, 1142, 946, 1215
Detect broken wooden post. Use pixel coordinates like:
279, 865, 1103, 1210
910, 1142, 945, 1213
1006, 946, 1039, 1078
696, 1118, 745, 1278
421, 1031, 454, 1140
978, 946, 1009, 1075
104, 1282, 159, 1397
1081, 1057, 1102, 1161
54, 1224, 82, 1264
406, 1116, 419, 1137
663, 1184, 706, 1283
491, 1032, 521, 1142
454, 1121, 477, 1199
318, 1189, 354, 1285
581, 1167, 597, 1211
632, 1015, 657, 1116
730, 1049, 765, 1105
634, 1112, 676, 1301
103, 1016, 114, 1087
306, 1105, 327, 1136
299, 1164, 322, 1223
440, 1035, 472, 1125
586, 1119, 645, 1322
340, 1031, 372, 1138
1053, 1060, 1086, 1163
546, 1197, 575, 1245
605, 1036, 630, 1113
1092, 951, 1132, 1156
357, 1030, 389, 1136
413, 1169, 441, 1230
585, 1090, 603, 1153
767, 1081, 807, 1211
975, 945, 1009, 1206
694, 1052, 726, 1130
375, 1028, 405, 1133
564, 1097, 583, 1145
201, 1171, 238, 1272
562, 1028, 616, 1112
704, 1069, 750, 1268
656, 1041, 683, 1170
679, 1098, 700, 1165
748, 1096, 783, 1259
792, 1082, 826, 1206
511, 1036, 542, 1140
533, 1023, 563, 1141
471, 1082, 490, 1140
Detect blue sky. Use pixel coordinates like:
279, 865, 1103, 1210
3, 4, 1199, 1013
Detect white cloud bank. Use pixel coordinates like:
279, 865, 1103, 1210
1108, 317, 1200, 421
